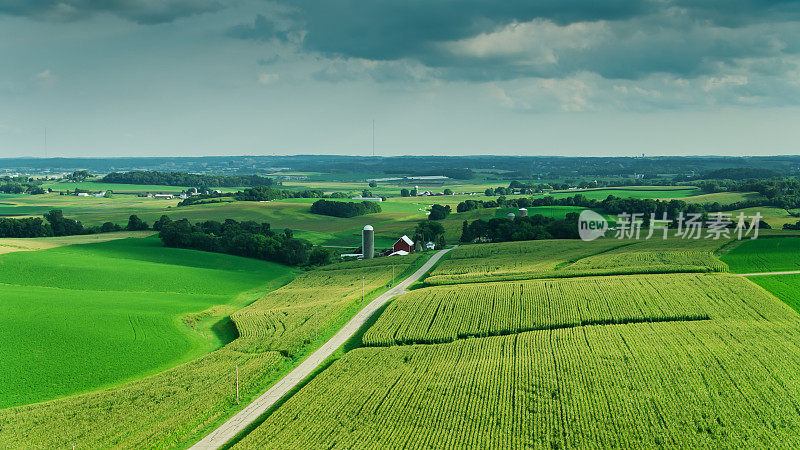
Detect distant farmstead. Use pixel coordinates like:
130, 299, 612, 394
154, 194, 174, 199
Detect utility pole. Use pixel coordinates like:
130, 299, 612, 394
235, 364, 239, 405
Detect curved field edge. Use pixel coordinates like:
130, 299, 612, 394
0, 237, 297, 409
0, 253, 428, 448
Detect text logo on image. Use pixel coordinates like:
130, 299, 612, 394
578, 210, 608, 241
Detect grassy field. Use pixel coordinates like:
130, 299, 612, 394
235, 270, 800, 448
0, 237, 295, 409
721, 237, 800, 273
0, 251, 424, 447
548, 186, 702, 199
0, 230, 153, 253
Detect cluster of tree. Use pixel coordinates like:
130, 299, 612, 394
157, 217, 330, 266
66, 170, 92, 181
0, 217, 50, 238
176, 191, 229, 207
458, 193, 783, 224
460, 213, 580, 243
428, 204, 451, 220
232, 186, 325, 202
0, 210, 152, 238
0, 176, 46, 195
309, 199, 382, 218
102, 171, 277, 188
413, 220, 446, 249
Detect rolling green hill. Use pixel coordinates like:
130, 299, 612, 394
0, 237, 295, 408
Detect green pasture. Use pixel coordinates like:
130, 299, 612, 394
721, 237, 800, 273
547, 186, 702, 200
0, 237, 294, 408
749, 274, 800, 314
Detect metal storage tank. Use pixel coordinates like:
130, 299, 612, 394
518, 208, 528, 217
507, 213, 516, 220
362, 225, 374, 259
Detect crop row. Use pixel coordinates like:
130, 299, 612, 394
231, 263, 412, 356
235, 319, 800, 448
427, 241, 728, 285
0, 348, 288, 448
365, 273, 790, 346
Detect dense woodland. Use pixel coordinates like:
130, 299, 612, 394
102, 171, 277, 188
309, 199, 382, 218
157, 217, 329, 266
460, 214, 580, 243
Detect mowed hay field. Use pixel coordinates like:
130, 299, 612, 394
0, 237, 296, 408
0, 253, 421, 447
236, 239, 800, 448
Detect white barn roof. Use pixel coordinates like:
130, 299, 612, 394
399, 235, 413, 246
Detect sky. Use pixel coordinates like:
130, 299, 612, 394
1, 0, 799, 158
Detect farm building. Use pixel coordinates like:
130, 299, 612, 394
154, 194, 174, 199
425, 241, 436, 250
351, 195, 383, 202
392, 235, 414, 254
76, 192, 89, 197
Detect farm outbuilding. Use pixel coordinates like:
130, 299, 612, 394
393, 235, 414, 254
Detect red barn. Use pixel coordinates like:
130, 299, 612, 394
393, 235, 414, 253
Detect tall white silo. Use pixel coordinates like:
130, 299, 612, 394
362, 225, 374, 259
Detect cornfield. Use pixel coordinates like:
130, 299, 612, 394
236, 307, 800, 448
364, 273, 779, 346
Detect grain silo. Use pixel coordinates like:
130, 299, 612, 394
362, 225, 374, 259
518, 208, 528, 217
507, 213, 516, 220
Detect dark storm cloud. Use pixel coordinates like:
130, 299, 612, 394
0, 0, 221, 24
228, 0, 800, 82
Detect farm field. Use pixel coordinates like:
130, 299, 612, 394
425, 238, 729, 285
548, 186, 702, 199
0, 237, 296, 408
721, 237, 800, 273
365, 273, 773, 346
0, 252, 422, 447
236, 292, 800, 448
0, 230, 152, 253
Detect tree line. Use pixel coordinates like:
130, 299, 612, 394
460, 214, 580, 243
0, 210, 151, 238
157, 217, 330, 266
101, 171, 277, 188
309, 199, 382, 218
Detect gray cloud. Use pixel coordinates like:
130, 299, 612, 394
228, 0, 800, 85
0, 0, 222, 24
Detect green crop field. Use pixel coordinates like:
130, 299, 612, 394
721, 237, 800, 273
235, 270, 800, 448
547, 186, 702, 200
0, 252, 422, 447
425, 238, 728, 285
0, 237, 295, 408
364, 273, 771, 346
